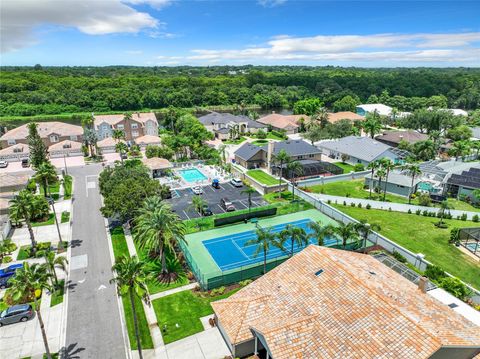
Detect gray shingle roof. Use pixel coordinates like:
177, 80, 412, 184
382, 171, 420, 187
198, 112, 266, 129
318, 136, 393, 162
234, 142, 264, 161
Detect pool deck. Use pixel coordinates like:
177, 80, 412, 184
183, 209, 336, 278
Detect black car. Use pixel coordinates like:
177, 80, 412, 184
21, 159, 29, 168
201, 204, 213, 216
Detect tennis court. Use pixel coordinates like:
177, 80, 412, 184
203, 219, 337, 271
180, 209, 339, 289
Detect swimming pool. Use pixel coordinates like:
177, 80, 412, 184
178, 168, 208, 182
418, 182, 434, 192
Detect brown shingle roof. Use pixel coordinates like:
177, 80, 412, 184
327, 111, 365, 123
0, 122, 83, 141
212, 246, 480, 359
376, 130, 429, 145
142, 157, 172, 170
257, 114, 307, 130
93, 112, 158, 128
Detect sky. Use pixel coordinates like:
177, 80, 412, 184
0, 0, 479, 67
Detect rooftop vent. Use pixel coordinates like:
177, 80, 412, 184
448, 303, 459, 309
314, 269, 324, 276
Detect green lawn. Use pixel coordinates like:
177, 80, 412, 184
50, 280, 65, 307
246, 169, 280, 186
61, 211, 70, 223
17, 242, 52, 260
333, 205, 480, 290
31, 213, 55, 227
251, 139, 269, 146
39, 181, 60, 199
152, 288, 240, 344
333, 162, 356, 173
308, 179, 480, 212
223, 137, 246, 145
109, 227, 154, 350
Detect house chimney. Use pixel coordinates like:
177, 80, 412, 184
418, 276, 429, 294
267, 141, 274, 173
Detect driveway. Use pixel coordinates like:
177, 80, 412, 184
164, 327, 230, 359
167, 182, 268, 220
64, 164, 127, 359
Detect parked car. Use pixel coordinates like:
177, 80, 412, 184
21, 159, 29, 168
201, 204, 213, 216
0, 161, 8, 168
212, 179, 220, 189
230, 178, 243, 187
220, 197, 235, 212
192, 186, 203, 195
0, 276, 11, 289
0, 263, 23, 279
0, 304, 34, 327
120, 153, 128, 160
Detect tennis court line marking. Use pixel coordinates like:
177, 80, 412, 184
218, 247, 290, 271
232, 240, 250, 260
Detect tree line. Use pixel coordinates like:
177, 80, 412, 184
1, 66, 479, 117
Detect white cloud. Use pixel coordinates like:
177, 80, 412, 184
0, 0, 169, 53
183, 32, 480, 65
123, 0, 172, 10
257, 0, 287, 7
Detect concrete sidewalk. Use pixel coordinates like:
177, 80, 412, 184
312, 193, 480, 220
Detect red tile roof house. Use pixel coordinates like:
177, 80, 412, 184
212, 246, 480, 359
257, 113, 309, 135
93, 112, 159, 144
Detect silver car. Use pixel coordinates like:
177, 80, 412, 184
0, 304, 34, 326
0, 161, 8, 168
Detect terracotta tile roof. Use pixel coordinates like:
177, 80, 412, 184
142, 157, 172, 170
93, 112, 158, 127
257, 114, 307, 130
0, 143, 29, 155
0, 173, 30, 190
327, 111, 365, 123
0, 122, 83, 141
48, 140, 82, 151
135, 135, 161, 145
212, 246, 480, 359
97, 137, 124, 148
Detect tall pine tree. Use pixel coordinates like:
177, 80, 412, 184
27, 123, 48, 168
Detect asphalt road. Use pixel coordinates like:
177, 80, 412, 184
64, 164, 127, 359
166, 182, 268, 220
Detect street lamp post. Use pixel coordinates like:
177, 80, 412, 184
46, 178, 63, 245
63, 154, 68, 175
363, 223, 371, 253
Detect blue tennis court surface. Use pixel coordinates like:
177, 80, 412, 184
203, 219, 338, 271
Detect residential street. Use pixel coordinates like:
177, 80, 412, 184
64, 164, 128, 359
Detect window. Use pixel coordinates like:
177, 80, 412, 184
7, 139, 16, 145
63, 143, 72, 149
131, 123, 138, 129
70, 135, 77, 141
13, 147, 23, 153
132, 131, 139, 137
309, 154, 314, 158
117, 124, 124, 130
50, 134, 59, 143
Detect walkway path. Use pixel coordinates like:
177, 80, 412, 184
311, 193, 480, 220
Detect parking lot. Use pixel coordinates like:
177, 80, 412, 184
167, 182, 268, 220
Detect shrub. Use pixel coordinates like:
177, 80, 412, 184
388, 207, 392, 212
345, 193, 351, 198
357, 203, 362, 208
449, 227, 460, 244
422, 210, 429, 216
26, 179, 37, 193
327, 199, 331, 204
392, 250, 407, 263
416, 209, 421, 215
473, 214, 479, 222
456, 215, 461, 220
418, 193, 431, 207
425, 264, 446, 282
435, 222, 449, 228
343, 201, 347, 206
445, 213, 453, 219
350, 202, 356, 207
2, 256, 12, 263
366, 204, 371, 209
210, 286, 226, 297
353, 163, 365, 172
239, 279, 253, 287
407, 209, 412, 214
410, 193, 417, 199
438, 277, 469, 300
461, 213, 468, 221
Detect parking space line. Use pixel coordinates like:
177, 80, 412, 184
236, 200, 247, 209
182, 210, 190, 220
217, 204, 226, 213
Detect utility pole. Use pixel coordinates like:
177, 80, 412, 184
63, 153, 68, 175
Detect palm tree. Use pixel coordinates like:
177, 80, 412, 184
8, 263, 53, 359
111, 255, 151, 359
380, 158, 394, 201
402, 163, 421, 204
245, 227, 284, 274
449, 141, 471, 161
471, 140, 480, 160
363, 112, 382, 138
437, 200, 452, 226
413, 140, 436, 161
286, 161, 304, 201
367, 160, 380, 199
218, 144, 227, 165
135, 199, 185, 280
241, 186, 257, 214
307, 221, 336, 246
332, 222, 359, 249
274, 149, 290, 193
279, 224, 308, 257
374, 168, 386, 199
354, 221, 380, 253
43, 249, 68, 288
34, 161, 58, 197
190, 195, 207, 214
312, 107, 329, 129
9, 190, 41, 253
115, 142, 128, 164
112, 128, 126, 142
84, 128, 98, 157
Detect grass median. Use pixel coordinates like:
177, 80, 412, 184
246, 169, 280, 186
